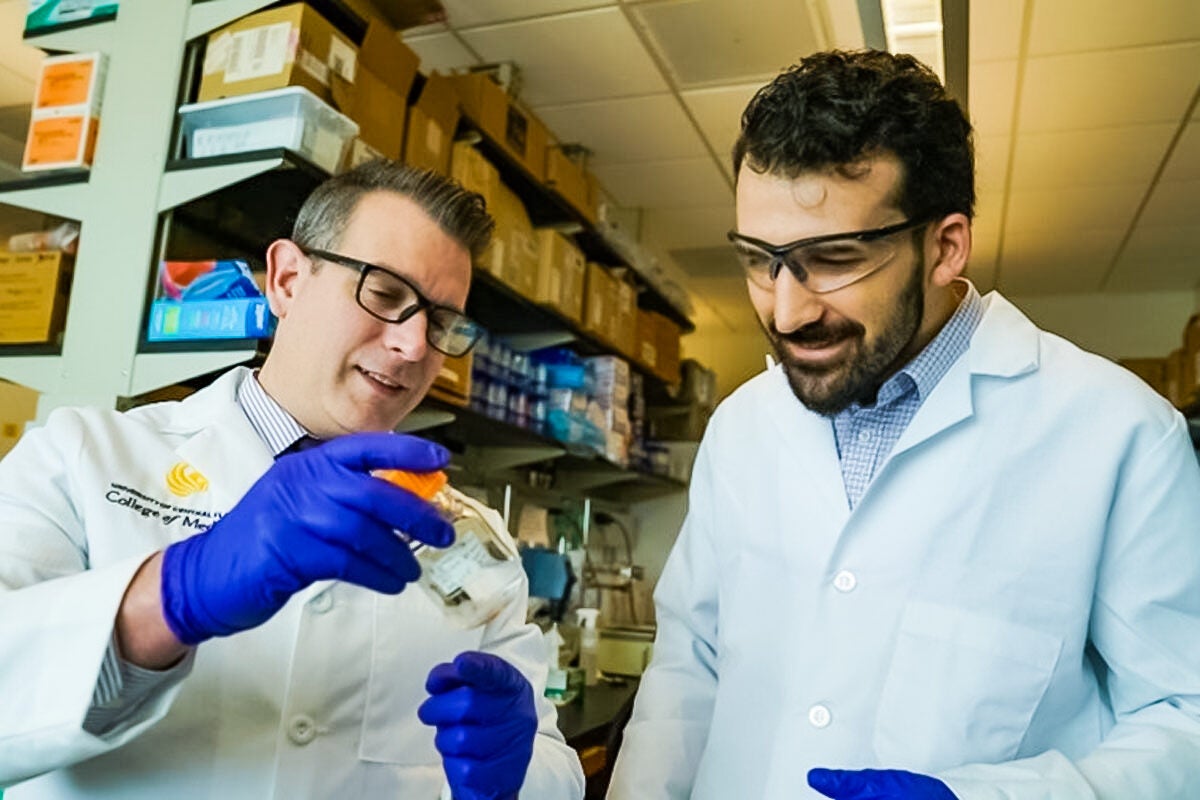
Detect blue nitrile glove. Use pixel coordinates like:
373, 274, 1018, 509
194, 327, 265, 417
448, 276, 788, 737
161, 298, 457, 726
418, 651, 539, 800
161, 432, 453, 645
809, 768, 958, 800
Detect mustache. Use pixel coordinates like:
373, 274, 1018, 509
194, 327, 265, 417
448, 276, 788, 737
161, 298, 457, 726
770, 320, 863, 346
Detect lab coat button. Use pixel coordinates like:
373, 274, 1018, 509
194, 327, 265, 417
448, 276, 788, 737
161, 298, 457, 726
288, 715, 317, 745
857, 430, 871, 443
309, 590, 334, 614
833, 570, 857, 592
808, 704, 831, 728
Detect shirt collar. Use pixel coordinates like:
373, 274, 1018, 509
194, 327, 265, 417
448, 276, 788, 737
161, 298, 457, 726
235, 372, 312, 457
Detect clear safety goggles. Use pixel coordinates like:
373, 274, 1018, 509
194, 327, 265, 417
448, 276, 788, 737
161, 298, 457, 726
727, 216, 931, 294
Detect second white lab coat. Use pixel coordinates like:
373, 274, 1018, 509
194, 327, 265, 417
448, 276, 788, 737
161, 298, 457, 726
0, 367, 585, 799
609, 292, 1200, 799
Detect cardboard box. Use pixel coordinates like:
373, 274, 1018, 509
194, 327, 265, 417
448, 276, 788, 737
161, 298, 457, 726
198, 3, 358, 104
429, 351, 473, 406
653, 311, 683, 384
405, 72, 461, 175
478, 183, 537, 299
23, 52, 106, 172
451, 71, 548, 181
533, 229, 585, 322
450, 141, 500, 211
545, 145, 595, 222
0, 379, 39, 460
610, 274, 637, 357
582, 262, 617, 342
0, 250, 73, 344
635, 309, 659, 372
330, 18, 417, 160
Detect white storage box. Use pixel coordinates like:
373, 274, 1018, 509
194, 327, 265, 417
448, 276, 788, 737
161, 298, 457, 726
178, 86, 358, 174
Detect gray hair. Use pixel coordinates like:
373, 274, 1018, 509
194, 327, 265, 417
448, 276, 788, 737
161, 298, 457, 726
292, 159, 495, 260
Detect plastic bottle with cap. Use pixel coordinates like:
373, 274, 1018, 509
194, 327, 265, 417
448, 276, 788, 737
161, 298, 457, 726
576, 607, 601, 687
375, 469, 523, 629
543, 623, 571, 704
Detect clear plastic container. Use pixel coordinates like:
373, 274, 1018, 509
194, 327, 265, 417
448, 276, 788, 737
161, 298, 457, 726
376, 470, 524, 629
178, 86, 358, 174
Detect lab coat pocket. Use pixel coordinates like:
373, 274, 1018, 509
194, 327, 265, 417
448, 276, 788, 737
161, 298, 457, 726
358, 590, 480, 765
873, 600, 1062, 772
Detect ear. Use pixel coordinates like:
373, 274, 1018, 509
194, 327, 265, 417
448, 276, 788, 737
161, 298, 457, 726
926, 213, 971, 288
264, 239, 310, 319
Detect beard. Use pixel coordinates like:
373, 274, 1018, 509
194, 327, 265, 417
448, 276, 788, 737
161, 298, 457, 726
766, 257, 925, 416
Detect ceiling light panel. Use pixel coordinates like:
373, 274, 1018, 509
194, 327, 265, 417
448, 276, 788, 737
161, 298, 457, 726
630, 0, 823, 89
1018, 44, 1200, 133
881, 0, 944, 78
441, 0, 615, 28
681, 82, 766, 177
968, 0, 1024, 63
535, 94, 708, 164
460, 8, 666, 106
1027, 0, 1200, 56
402, 31, 480, 73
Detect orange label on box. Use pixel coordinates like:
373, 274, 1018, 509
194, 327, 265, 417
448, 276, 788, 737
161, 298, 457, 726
37, 60, 96, 109
24, 114, 97, 168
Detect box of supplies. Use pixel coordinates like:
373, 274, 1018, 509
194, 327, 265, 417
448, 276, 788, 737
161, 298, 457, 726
405, 72, 461, 176
197, 2, 358, 104
25, 0, 118, 35
147, 258, 274, 342
0, 250, 74, 344
178, 86, 358, 174
23, 51, 106, 172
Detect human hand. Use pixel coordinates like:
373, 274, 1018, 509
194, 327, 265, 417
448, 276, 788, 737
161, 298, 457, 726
808, 768, 958, 799
418, 651, 538, 800
160, 432, 453, 645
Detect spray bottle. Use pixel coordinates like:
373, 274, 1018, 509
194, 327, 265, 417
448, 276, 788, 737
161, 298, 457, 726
543, 623, 568, 703
576, 607, 601, 687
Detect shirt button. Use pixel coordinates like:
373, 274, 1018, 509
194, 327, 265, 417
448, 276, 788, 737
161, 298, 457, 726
857, 430, 871, 443
808, 704, 832, 728
288, 715, 317, 745
833, 570, 857, 593
309, 590, 334, 614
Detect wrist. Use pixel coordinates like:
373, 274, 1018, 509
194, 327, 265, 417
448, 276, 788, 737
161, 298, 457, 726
117, 550, 190, 667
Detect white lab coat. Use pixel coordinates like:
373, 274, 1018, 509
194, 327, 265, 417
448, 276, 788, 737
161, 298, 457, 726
0, 367, 584, 799
609, 292, 1200, 799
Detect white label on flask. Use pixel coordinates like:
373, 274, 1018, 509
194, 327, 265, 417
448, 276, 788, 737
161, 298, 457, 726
226, 22, 292, 83
426, 530, 490, 596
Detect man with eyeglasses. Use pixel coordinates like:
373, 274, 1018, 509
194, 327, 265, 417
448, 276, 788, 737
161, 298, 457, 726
609, 50, 1200, 800
0, 160, 585, 800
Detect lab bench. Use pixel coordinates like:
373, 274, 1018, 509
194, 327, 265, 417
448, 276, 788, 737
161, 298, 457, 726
556, 677, 640, 797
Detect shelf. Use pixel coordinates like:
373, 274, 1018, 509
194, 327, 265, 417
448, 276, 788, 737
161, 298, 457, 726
23, 14, 117, 54
187, 0, 276, 41
0, 172, 90, 219
130, 348, 259, 396
0, 354, 62, 395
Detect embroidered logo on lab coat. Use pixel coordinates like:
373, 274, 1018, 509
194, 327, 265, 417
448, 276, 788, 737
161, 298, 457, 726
166, 462, 209, 497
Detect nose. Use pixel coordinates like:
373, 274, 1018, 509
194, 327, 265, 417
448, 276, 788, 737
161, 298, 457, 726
381, 310, 430, 360
771, 266, 825, 334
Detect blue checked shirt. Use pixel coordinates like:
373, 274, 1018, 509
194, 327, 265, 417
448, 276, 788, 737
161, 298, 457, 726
833, 281, 983, 509
86, 372, 310, 734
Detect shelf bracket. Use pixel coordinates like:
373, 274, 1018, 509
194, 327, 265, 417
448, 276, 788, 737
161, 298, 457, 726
0, 355, 63, 395
129, 350, 257, 397
555, 468, 636, 494
0, 183, 90, 220
159, 156, 288, 212
502, 331, 577, 352
463, 444, 565, 473
397, 407, 458, 434
24, 18, 116, 54
187, 0, 277, 40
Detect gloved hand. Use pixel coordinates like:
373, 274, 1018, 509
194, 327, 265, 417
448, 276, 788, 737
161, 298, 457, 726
809, 768, 958, 800
161, 432, 453, 645
418, 651, 538, 800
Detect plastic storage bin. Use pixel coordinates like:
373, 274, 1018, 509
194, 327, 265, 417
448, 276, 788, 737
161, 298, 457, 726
177, 86, 358, 174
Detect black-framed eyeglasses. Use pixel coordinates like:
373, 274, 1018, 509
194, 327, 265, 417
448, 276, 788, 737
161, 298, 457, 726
301, 248, 482, 357
727, 216, 933, 294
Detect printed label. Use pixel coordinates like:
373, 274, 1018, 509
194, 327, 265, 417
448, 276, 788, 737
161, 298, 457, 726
225, 22, 292, 83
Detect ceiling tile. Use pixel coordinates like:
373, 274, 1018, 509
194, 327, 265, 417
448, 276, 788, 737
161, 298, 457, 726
1009, 124, 1177, 189
442, 0, 615, 29
968, 60, 1017, 137
643, 204, 735, 251
968, 0, 1025, 63
1106, 224, 1200, 291
630, 0, 822, 89
1019, 44, 1200, 132
401, 30, 479, 74
975, 134, 1010, 202
535, 94, 707, 164
1005, 184, 1143, 232
671, 246, 740, 280
1160, 120, 1199, 182
591, 157, 731, 209
680, 82, 763, 177
459, 8, 667, 106
997, 226, 1122, 294
1138, 179, 1200, 227
1027, 0, 1200, 56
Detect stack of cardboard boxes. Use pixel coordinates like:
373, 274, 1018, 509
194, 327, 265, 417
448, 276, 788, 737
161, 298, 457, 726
1121, 314, 1200, 409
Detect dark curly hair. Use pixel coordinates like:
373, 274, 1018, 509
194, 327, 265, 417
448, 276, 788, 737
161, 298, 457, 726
733, 50, 975, 221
